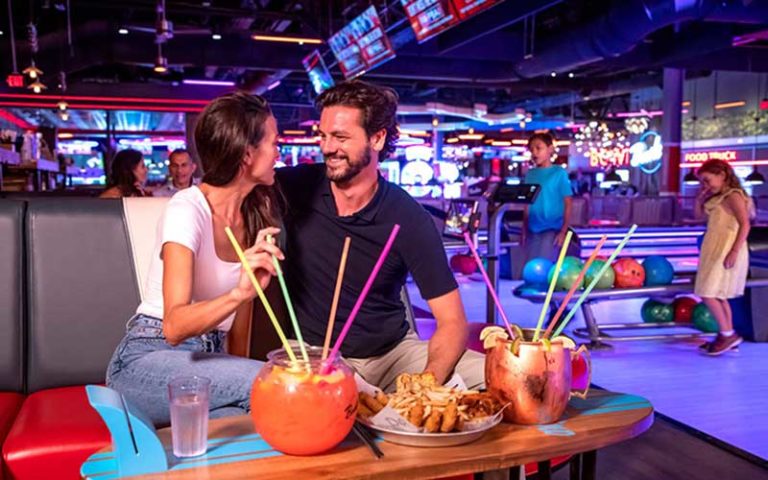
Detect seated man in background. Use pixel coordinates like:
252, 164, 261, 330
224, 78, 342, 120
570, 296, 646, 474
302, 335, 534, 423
153, 148, 199, 197
276, 80, 484, 392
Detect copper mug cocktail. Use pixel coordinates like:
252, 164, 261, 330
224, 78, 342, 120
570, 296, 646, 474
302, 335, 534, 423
485, 329, 591, 425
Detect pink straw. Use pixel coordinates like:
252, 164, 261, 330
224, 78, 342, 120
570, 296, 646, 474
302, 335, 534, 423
324, 225, 401, 371
463, 232, 516, 340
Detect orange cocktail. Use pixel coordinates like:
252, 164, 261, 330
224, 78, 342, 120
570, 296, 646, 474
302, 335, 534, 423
250, 346, 358, 455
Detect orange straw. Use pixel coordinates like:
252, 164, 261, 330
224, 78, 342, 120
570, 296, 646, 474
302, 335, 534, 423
224, 227, 297, 364
543, 235, 608, 339
322, 237, 351, 360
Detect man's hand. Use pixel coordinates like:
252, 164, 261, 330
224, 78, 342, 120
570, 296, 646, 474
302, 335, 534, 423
423, 290, 469, 385
554, 230, 568, 248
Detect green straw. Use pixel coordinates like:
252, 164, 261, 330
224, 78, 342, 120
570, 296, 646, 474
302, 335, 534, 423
552, 224, 638, 338
268, 235, 309, 364
533, 230, 572, 342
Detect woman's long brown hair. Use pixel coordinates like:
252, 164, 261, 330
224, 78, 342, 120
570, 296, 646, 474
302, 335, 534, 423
697, 159, 746, 195
194, 92, 282, 245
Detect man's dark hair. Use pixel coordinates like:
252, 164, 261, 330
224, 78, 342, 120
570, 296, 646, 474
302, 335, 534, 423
315, 80, 399, 158
168, 148, 189, 161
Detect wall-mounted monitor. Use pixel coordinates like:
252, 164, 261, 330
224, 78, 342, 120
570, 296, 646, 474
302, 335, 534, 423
400, 0, 505, 43
302, 50, 335, 95
328, 6, 396, 78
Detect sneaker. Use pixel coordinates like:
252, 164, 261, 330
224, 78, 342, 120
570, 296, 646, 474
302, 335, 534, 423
705, 334, 743, 356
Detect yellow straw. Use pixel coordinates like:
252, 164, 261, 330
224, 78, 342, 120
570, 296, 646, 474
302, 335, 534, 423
224, 227, 297, 364
322, 237, 351, 361
533, 231, 572, 342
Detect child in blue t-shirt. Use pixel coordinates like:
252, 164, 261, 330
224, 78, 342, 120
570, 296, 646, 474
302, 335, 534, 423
523, 132, 573, 262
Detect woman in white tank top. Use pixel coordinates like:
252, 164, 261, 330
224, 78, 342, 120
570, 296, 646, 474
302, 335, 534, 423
106, 92, 284, 425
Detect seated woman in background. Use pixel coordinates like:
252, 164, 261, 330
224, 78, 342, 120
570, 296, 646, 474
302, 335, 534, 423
106, 91, 283, 425
100, 148, 151, 198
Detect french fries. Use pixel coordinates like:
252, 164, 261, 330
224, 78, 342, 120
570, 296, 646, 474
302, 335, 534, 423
357, 373, 502, 433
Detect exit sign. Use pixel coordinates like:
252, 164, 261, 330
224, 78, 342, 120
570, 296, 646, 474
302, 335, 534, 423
6, 73, 24, 88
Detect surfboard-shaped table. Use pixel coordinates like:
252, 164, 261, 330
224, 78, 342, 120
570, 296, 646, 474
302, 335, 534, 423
82, 389, 652, 480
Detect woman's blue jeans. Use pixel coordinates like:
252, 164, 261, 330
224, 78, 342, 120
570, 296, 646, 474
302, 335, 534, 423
106, 314, 263, 426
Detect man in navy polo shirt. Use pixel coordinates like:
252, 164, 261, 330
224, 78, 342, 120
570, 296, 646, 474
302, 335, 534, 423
276, 80, 484, 391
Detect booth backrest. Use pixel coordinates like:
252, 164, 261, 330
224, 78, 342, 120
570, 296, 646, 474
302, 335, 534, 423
25, 199, 141, 392
122, 197, 171, 301
0, 201, 26, 392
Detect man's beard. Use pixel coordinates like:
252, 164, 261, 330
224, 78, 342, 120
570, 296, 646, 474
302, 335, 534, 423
324, 149, 372, 184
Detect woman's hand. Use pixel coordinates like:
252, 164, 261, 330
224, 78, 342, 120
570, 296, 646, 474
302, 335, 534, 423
696, 185, 711, 204
723, 250, 738, 269
231, 227, 284, 301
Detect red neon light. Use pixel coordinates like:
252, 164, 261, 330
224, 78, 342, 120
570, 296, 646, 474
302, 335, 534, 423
0, 93, 209, 105
0, 108, 35, 129
761, 99, 768, 110
6, 74, 25, 88
0, 101, 203, 113
680, 160, 768, 168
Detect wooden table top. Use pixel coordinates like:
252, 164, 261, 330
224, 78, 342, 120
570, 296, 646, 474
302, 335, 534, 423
85, 390, 653, 480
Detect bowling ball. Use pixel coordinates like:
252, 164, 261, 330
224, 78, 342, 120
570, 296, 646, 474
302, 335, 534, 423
562, 256, 583, 270
641, 299, 674, 323
672, 296, 698, 323
450, 253, 477, 275
585, 259, 615, 289
522, 257, 554, 285
642, 255, 675, 286
612, 258, 645, 288
693, 303, 719, 333
548, 258, 584, 291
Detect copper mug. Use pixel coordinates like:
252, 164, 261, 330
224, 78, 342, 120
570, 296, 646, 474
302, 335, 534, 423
485, 330, 591, 425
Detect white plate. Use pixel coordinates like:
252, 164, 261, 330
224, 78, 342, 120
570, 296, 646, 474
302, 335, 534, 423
363, 415, 502, 448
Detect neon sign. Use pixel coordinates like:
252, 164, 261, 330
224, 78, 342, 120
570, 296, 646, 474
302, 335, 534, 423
683, 150, 738, 163
588, 147, 629, 169
629, 131, 663, 174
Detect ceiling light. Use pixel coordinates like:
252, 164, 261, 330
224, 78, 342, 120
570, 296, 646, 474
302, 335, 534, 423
267, 80, 281, 91
714, 101, 746, 110
745, 168, 765, 185
28, 79, 47, 93
550, 72, 557, 77
683, 171, 699, 185
283, 130, 306, 135
251, 34, 322, 45
118, 28, 129, 35
182, 79, 235, 86
445, 137, 459, 144
57, 100, 68, 110
568, 72, 574, 78
23, 61, 43, 79
458, 134, 484, 140
154, 54, 168, 73
0, 30, 4, 36
211, 33, 221, 40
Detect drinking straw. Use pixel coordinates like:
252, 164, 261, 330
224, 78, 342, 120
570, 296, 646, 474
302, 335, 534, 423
462, 232, 516, 340
551, 225, 638, 338
267, 236, 309, 364
324, 225, 400, 372
533, 231, 573, 342
322, 237, 351, 361
224, 227, 297, 364
542, 235, 608, 339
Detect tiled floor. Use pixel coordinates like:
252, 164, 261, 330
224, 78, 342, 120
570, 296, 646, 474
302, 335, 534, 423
406, 275, 768, 461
